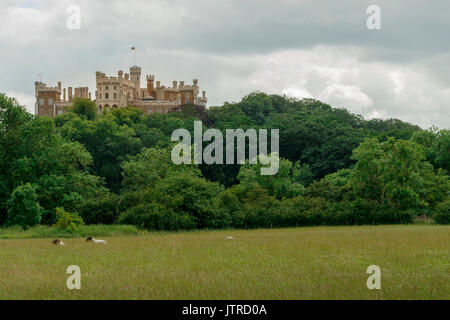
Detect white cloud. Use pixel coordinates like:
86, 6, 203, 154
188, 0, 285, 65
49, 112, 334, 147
7, 91, 35, 114
282, 88, 313, 99
319, 83, 373, 112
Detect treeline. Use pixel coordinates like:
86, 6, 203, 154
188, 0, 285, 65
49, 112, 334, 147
0, 92, 448, 231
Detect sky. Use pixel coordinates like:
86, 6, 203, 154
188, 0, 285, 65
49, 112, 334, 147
1, 0, 449, 128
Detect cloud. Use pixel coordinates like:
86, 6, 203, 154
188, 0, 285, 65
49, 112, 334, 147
6, 91, 35, 114
0, 0, 449, 129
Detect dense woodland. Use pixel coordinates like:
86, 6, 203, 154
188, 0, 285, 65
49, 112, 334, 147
0, 92, 449, 231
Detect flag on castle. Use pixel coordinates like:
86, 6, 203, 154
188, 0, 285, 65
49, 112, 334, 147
131, 47, 135, 50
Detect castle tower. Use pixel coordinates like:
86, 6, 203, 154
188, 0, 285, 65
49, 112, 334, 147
146, 75, 155, 96
130, 66, 141, 98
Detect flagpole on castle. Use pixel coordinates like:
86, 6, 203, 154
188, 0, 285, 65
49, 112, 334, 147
131, 46, 136, 66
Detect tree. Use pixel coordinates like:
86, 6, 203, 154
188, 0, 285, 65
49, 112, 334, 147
351, 137, 449, 211
54, 207, 84, 233
58, 115, 142, 191
411, 128, 450, 174
6, 183, 42, 229
71, 98, 97, 120
153, 172, 229, 229
239, 92, 274, 125
237, 154, 306, 200
434, 199, 450, 224
306, 169, 353, 202
121, 146, 200, 191
0, 94, 107, 224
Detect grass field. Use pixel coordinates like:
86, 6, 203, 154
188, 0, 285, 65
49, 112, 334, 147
0, 225, 448, 300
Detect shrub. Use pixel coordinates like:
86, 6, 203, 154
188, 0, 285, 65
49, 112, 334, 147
153, 173, 231, 229
118, 203, 197, 231
54, 207, 84, 233
434, 199, 450, 224
6, 183, 42, 229
76, 193, 121, 224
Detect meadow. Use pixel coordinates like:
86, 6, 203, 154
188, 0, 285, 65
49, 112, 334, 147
0, 225, 448, 300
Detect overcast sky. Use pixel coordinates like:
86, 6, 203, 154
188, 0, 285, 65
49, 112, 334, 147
1, 0, 449, 128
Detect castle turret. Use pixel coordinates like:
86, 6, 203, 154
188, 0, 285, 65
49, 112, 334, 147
130, 66, 141, 92
146, 75, 155, 93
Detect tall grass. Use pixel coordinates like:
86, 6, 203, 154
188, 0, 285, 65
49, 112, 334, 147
0, 225, 448, 299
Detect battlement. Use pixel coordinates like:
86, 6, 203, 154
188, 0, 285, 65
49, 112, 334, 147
35, 81, 61, 93
130, 66, 141, 74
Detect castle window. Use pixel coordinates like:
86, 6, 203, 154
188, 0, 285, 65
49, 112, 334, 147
48, 98, 53, 105
58, 110, 63, 115
114, 93, 117, 99
105, 93, 109, 99
105, 86, 109, 91
39, 98, 44, 106
114, 86, 117, 91
170, 93, 174, 99
157, 109, 162, 113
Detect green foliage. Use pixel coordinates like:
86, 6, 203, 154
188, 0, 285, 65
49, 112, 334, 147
58, 114, 142, 191
239, 92, 275, 125
109, 106, 144, 126
153, 173, 230, 229
0, 94, 107, 225
434, 199, 450, 224
306, 169, 353, 202
118, 171, 230, 230
411, 128, 450, 174
118, 203, 196, 231
71, 98, 98, 120
237, 155, 306, 200
351, 137, 449, 211
121, 146, 200, 190
1, 92, 447, 232
54, 207, 84, 233
75, 193, 121, 224
6, 183, 42, 229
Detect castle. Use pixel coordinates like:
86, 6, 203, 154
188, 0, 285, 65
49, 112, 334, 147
35, 66, 208, 117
